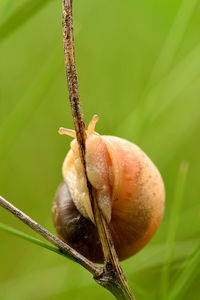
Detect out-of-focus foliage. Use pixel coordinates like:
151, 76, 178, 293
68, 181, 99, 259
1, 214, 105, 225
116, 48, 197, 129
0, 0, 199, 299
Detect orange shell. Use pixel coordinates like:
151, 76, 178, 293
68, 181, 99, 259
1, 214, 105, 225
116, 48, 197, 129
60, 132, 165, 261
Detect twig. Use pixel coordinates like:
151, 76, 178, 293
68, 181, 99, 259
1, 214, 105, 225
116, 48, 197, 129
62, 0, 86, 166
0, 2, 135, 299
62, 1, 135, 299
0, 195, 102, 277
93, 200, 135, 300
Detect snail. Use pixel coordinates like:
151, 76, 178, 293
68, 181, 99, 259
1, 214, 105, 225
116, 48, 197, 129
52, 115, 165, 263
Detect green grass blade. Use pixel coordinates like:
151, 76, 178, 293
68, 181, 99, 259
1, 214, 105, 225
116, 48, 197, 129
0, 222, 67, 258
0, 239, 198, 300
0, 46, 62, 161
116, 41, 200, 140
0, 0, 14, 24
161, 162, 189, 299
168, 242, 200, 300
149, 0, 198, 84
115, 0, 198, 140
0, 0, 54, 42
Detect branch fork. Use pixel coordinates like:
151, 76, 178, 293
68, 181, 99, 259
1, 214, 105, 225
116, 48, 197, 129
0, 1, 135, 299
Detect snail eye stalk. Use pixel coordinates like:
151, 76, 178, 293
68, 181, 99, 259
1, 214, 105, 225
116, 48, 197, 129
87, 115, 99, 135
58, 127, 76, 138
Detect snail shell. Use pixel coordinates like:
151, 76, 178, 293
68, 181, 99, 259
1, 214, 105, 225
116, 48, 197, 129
52, 116, 165, 263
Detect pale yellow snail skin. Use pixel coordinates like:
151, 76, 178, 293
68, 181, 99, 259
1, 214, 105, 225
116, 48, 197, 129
52, 115, 165, 263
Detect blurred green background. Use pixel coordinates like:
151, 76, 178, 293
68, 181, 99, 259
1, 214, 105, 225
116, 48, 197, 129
0, 0, 200, 299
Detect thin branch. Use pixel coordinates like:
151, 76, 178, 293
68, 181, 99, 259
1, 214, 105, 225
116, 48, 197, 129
94, 200, 135, 300
62, 1, 135, 299
0, 195, 102, 277
0, 2, 136, 299
62, 0, 87, 166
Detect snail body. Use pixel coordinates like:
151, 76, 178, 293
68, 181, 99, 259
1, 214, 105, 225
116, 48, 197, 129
52, 116, 165, 263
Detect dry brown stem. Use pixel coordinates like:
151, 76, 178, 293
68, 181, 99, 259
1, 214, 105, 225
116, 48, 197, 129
62, 0, 86, 167
62, 1, 135, 299
0, 195, 101, 277
0, 2, 136, 299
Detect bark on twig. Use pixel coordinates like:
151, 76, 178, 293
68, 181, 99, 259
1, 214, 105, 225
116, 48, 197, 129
0, 2, 136, 299
62, 1, 135, 299
93, 199, 135, 299
62, 0, 86, 166
0, 195, 102, 277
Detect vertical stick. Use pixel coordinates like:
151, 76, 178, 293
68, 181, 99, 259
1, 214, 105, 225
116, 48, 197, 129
62, 0, 87, 166
62, 1, 135, 299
